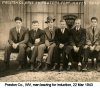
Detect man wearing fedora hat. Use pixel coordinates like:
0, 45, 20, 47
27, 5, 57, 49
37, 16, 58, 71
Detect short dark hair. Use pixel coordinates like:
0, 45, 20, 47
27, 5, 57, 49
91, 17, 98, 21
60, 19, 66, 22
15, 17, 22, 22
32, 20, 39, 24
75, 18, 81, 21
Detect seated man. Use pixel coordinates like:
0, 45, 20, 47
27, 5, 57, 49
26, 20, 45, 71
67, 18, 86, 71
51, 19, 70, 71
83, 17, 100, 72
4, 17, 29, 70
36, 16, 57, 71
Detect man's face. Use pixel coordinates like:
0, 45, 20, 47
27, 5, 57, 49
47, 20, 54, 28
91, 19, 98, 27
15, 20, 22, 28
75, 19, 81, 28
60, 21, 66, 29
32, 23, 39, 30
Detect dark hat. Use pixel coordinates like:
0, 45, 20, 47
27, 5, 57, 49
45, 16, 55, 23
63, 15, 77, 21
60, 18, 66, 22
14, 17, 22, 22
32, 20, 39, 23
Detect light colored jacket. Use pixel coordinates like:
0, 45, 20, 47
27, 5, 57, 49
86, 26, 100, 46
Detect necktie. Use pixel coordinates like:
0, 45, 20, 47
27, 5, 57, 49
61, 29, 64, 33
92, 27, 95, 41
34, 30, 37, 37
76, 28, 79, 32
17, 29, 20, 42
49, 29, 53, 38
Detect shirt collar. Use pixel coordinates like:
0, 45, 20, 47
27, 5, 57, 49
92, 26, 97, 30
76, 27, 80, 30
16, 27, 21, 32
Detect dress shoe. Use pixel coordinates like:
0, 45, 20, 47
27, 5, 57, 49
4, 62, 10, 70
97, 65, 100, 72
51, 63, 57, 71
35, 62, 42, 71
29, 64, 35, 71
17, 65, 23, 71
43, 63, 48, 71
59, 65, 63, 71
67, 65, 71, 71
78, 65, 82, 71
82, 65, 88, 72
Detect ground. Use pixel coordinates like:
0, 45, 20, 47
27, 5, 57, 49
0, 51, 100, 82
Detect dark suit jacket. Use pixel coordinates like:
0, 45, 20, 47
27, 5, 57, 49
8, 26, 29, 45
70, 27, 86, 47
44, 26, 57, 46
86, 26, 100, 46
54, 28, 70, 46
28, 28, 45, 47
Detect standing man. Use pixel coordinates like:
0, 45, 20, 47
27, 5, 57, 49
51, 19, 70, 71
4, 17, 29, 70
83, 17, 100, 72
26, 20, 45, 71
67, 18, 86, 71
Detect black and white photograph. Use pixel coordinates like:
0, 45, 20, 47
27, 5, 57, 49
0, 0, 100, 83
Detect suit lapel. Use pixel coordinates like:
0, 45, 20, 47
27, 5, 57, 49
31, 29, 40, 40
51, 26, 55, 39
36, 29, 40, 37
45, 27, 52, 39
95, 27, 99, 36
13, 27, 17, 41
19, 27, 24, 40
88, 26, 94, 36
88, 26, 99, 37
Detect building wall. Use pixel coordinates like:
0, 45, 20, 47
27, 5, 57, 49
0, 0, 100, 49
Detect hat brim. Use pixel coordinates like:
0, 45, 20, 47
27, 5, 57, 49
45, 19, 55, 23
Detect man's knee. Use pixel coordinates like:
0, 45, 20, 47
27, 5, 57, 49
19, 44, 26, 49
5, 43, 12, 50
65, 45, 73, 54
38, 44, 46, 50
26, 47, 31, 53
49, 43, 56, 49
95, 45, 100, 51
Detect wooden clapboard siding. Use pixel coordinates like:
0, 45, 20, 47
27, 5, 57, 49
0, 3, 26, 49
1, 0, 100, 49
84, 0, 100, 28
0, 1, 84, 49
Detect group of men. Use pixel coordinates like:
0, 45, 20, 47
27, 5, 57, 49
4, 16, 100, 72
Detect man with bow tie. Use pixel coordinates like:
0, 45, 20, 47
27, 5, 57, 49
51, 19, 70, 71
4, 17, 29, 70
83, 17, 100, 72
67, 18, 86, 71
26, 20, 45, 71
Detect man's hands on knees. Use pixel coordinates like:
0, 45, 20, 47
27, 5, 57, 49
73, 46, 79, 53
84, 45, 88, 49
31, 46, 35, 50
59, 44, 64, 49
35, 38, 40, 44
90, 45, 95, 51
12, 43, 19, 49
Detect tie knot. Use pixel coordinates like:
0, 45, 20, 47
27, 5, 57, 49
17, 29, 20, 33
